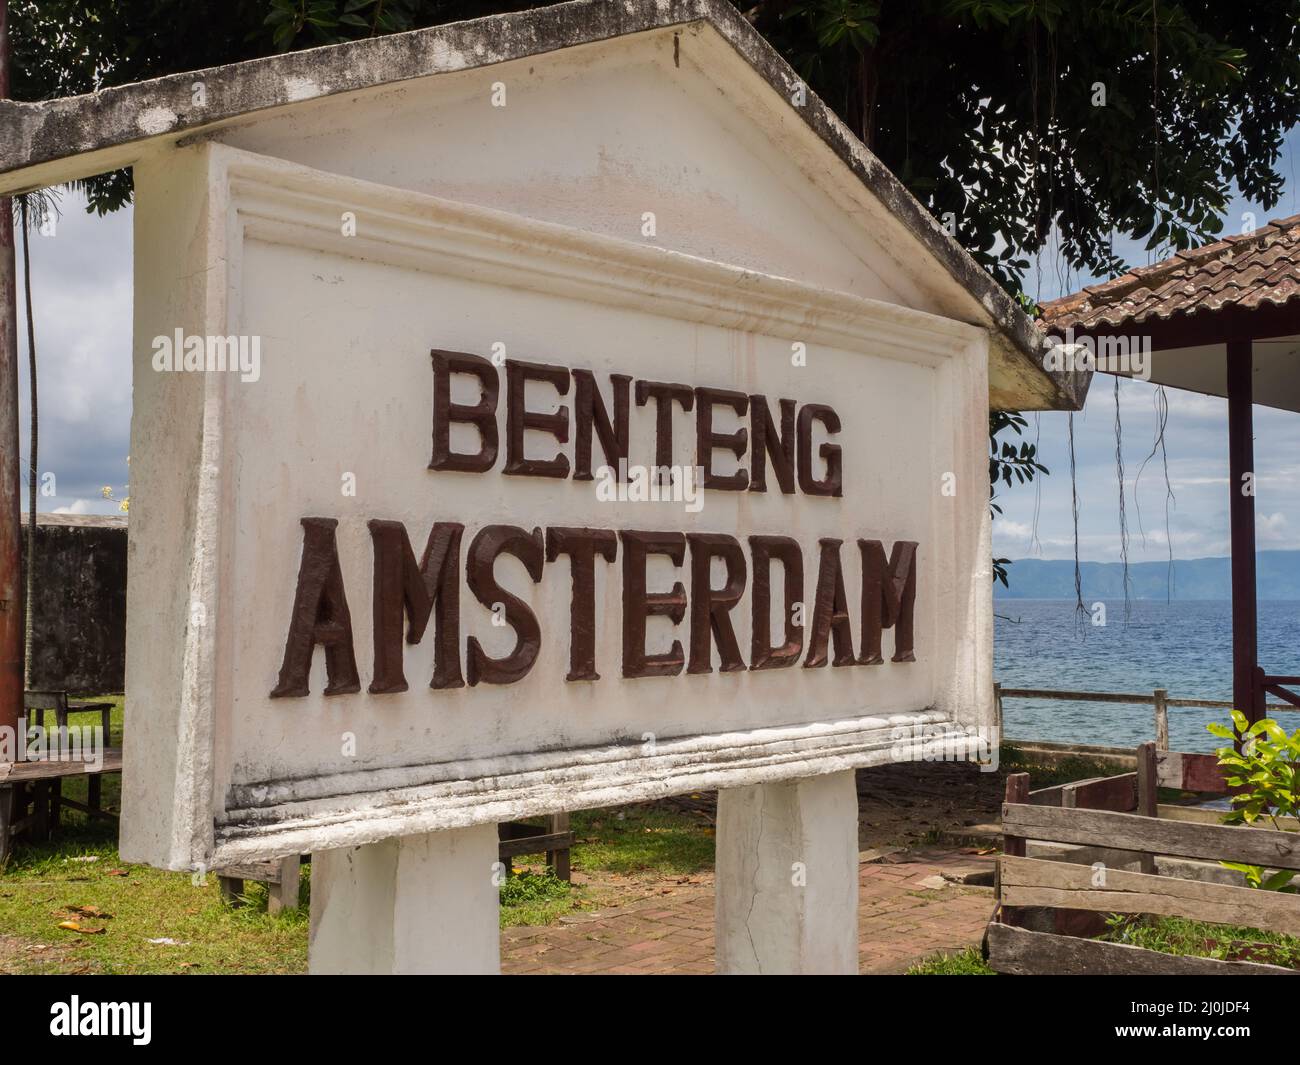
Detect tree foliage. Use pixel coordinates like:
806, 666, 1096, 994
11, 1, 1299, 287
989, 409, 1046, 586
758, 0, 1300, 290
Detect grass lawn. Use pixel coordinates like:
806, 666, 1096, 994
0, 700, 718, 973
906, 945, 994, 975
5, 704, 1127, 974
1101, 914, 1300, 967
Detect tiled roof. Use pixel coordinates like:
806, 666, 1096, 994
1039, 213, 1300, 333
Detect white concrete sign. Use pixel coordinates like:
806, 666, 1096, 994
38, 2, 1086, 973
122, 139, 991, 873
0, 0, 1087, 977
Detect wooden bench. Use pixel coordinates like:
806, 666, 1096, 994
0, 748, 123, 863
213, 811, 576, 915
24, 690, 116, 826
215, 857, 303, 914
989, 740, 1300, 974
25, 690, 114, 737
499, 813, 574, 881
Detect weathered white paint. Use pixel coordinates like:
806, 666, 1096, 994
135, 106, 178, 136
715, 769, 859, 974
309, 824, 499, 974
119, 139, 992, 871
217, 27, 924, 312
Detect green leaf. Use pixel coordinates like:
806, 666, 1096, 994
1263, 869, 1298, 891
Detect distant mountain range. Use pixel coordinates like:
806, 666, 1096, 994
995, 550, 1300, 599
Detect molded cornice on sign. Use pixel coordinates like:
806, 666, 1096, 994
220, 145, 984, 367
213, 712, 980, 865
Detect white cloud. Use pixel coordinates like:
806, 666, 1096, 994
52, 499, 91, 515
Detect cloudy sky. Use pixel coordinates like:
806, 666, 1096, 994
997, 127, 1300, 565
14, 130, 1300, 558
15, 189, 132, 516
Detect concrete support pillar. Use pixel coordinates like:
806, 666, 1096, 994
715, 769, 859, 974
309, 823, 500, 974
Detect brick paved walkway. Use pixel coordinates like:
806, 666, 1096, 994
502, 848, 995, 974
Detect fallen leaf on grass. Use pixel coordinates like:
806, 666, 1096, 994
63, 905, 112, 919
106, 869, 129, 877
57, 921, 106, 935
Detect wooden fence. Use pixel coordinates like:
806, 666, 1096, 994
996, 683, 1298, 753
988, 740, 1300, 975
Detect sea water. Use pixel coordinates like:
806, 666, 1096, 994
994, 599, 1300, 753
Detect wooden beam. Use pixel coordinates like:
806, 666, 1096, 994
213, 860, 283, 883
1153, 688, 1169, 751
999, 855, 1300, 935
267, 855, 301, 914
1, 750, 122, 780
999, 687, 1156, 704
1065, 773, 1137, 812
1003, 774, 1029, 857
1136, 741, 1157, 873
1227, 337, 1261, 724
986, 922, 1297, 975
1002, 802, 1300, 870
546, 811, 571, 882
1156, 804, 1299, 829
1155, 749, 1230, 793
218, 876, 245, 907
497, 831, 575, 860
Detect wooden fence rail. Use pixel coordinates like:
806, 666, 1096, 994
995, 683, 1298, 754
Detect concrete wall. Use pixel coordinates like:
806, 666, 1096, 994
22, 513, 127, 695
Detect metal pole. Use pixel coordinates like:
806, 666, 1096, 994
0, 0, 24, 752
1226, 337, 1259, 724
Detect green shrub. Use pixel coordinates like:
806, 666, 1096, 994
1208, 710, 1300, 891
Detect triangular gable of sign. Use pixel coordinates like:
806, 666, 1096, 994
0, 0, 1088, 413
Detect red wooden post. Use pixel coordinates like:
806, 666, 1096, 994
0, 0, 24, 752
1002, 772, 1029, 858
1227, 337, 1259, 724
998, 772, 1030, 928
1136, 740, 1157, 874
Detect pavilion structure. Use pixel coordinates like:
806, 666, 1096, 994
1040, 214, 1300, 722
